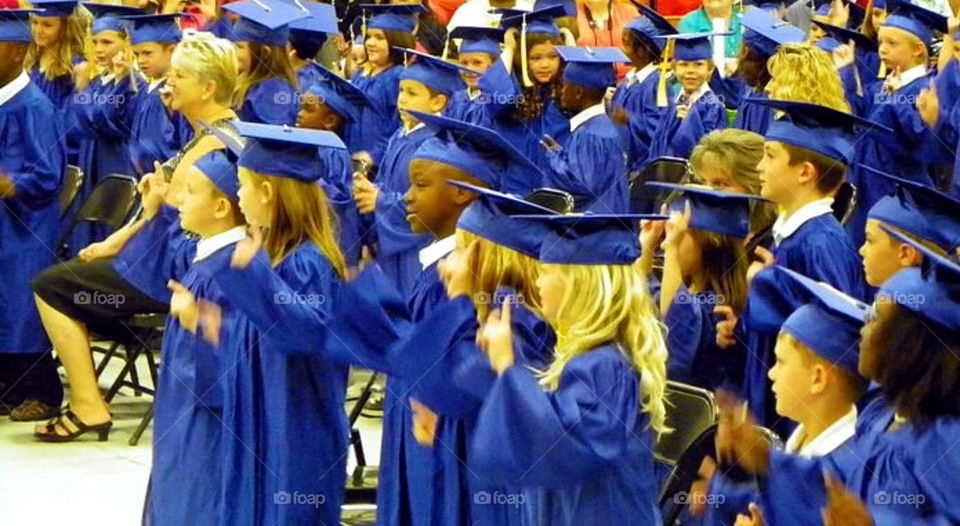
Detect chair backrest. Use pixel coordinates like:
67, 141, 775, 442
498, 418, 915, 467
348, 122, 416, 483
59, 165, 84, 216
654, 381, 717, 465
524, 187, 576, 214
72, 174, 139, 230
832, 182, 857, 226
628, 156, 690, 214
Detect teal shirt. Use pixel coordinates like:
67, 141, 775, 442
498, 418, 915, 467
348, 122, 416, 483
677, 8, 743, 59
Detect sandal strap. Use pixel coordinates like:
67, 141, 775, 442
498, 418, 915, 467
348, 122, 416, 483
63, 410, 85, 430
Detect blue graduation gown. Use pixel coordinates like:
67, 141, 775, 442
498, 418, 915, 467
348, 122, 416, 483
742, 216, 865, 433
444, 59, 516, 130
110, 205, 196, 303
665, 285, 744, 392
214, 243, 348, 526
147, 242, 238, 526
648, 89, 727, 163
29, 65, 80, 162
499, 85, 570, 175
733, 88, 773, 135
471, 343, 662, 525
610, 67, 668, 173
238, 77, 298, 125
129, 80, 182, 176
317, 146, 362, 267
930, 59, 960, 198
371, 125, 435, 296
349, 65, 402, 164
0, 79, 65, 354
544, 109, 628, 213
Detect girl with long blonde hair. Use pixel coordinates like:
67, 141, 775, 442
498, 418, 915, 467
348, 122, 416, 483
473, 214, 669, 524
25, 2, 89, 114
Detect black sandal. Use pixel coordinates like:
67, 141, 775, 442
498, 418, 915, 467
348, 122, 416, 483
34, 410, 112, 443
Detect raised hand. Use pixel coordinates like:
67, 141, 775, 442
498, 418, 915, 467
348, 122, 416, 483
169, 280, 200, 333
231, 226, 264, 270
410, 399, 439, 447
821, 473, 873, 526
916, 79, 941, 129
478, 299, 515, 374
715, 390, 770, 475
438, 240, 478, 299
714, 305, 740, 349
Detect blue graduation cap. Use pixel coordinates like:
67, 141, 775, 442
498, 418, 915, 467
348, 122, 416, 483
815, 3, 832, 16
812, 19, 878, 51
746, 97, 891, 164
397, 48, 475, 96
303, 63, 374, 123
653, 32, 731, 61
645, 182, 769, 238
497, 5, 566, 36
83, 3, 142, 34
625, 4, 678, 54
517, 213, 668, 265
816, 36, 843, 53
749, 266, 869, 375
193, 149, 241, 202
741, 6, 806, 57
199, 121, 246, 160
407, 110, 544, 190
534, 0, 576, 18
863, 165, 960, 252
289, 1, 338, 58
449, 26, 504, 56
122, 14, 185, 45
29, 0, 77, 17
361, 3, 426, 33
450, 180, 558, 257
232, 121, 347, 182
555, 46, 629, 89
222, 0, 310, 47
881, 0, 948, 48
880, 226, 960, 332
0, 9, 39, 43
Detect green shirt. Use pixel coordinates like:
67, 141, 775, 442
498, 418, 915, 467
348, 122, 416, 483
677, 8, 744, 59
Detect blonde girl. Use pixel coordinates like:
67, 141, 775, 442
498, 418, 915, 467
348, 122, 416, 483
765, 42, 850, 112
26, 1, 89, 110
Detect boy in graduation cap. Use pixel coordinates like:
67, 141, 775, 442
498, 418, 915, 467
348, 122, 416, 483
0, 9, 68, 421
351, 48, 477, 296
544, 45, 629, 213
611, 4, 676, 174
287, 1, 339, 92
647, 33, 728, 163
812, 15, 882, 94
122, 13, 187, 176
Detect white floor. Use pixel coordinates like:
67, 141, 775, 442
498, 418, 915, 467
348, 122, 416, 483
0, 357, 383, 526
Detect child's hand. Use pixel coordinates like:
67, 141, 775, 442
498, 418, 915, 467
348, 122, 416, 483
714, 305, 740, 349
438, 240, 478, 300
639, 215, 666, 256
78, 240, 120, 262
169, 280, 200, 333
688, 456, 718, 518
831, 41, 856, 69
410, 399, 438, 447
715, 390, 770, 475
747, 246, 775, 283
917, 79, 940, 129
734, 503, 765, 526
352, 173, 379, 214
73, 61, 91, 90
231, 227, 263, 269
197, 299, 223, 346
661, 200, 691, 251
503, 27, 519, 54
822, 473, 873, 526
0, 173, 14, 199
139, 166, 170, 218
112, 48, 132, 78
478, 300, 515, 375
676, 105, 690, 119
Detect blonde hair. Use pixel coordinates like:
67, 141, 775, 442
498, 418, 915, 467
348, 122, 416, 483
171, 31, 238, 106
455, 230, 542, 322
767, 43, 850, 112
235, 42, 298, 109
689, 129, 778, 232
246, 170, 346, 278
24, 8, 91, 80
538, 263, 669, 436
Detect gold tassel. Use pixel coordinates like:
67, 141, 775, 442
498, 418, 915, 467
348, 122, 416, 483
860, 0, 872, 31
656, 39, 673, 108
521, 15, 533, 88
878, 60, 886, 79
361, 9, 367, 40
442, 34, 451, 60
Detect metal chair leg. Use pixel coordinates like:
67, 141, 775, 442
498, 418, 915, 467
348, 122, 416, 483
129, 402, 153, 446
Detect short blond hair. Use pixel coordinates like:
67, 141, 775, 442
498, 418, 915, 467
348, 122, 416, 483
171, 31, 238, 106
767, 43, 850, 113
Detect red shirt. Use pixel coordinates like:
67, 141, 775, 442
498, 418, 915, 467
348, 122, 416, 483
656, 0, 701, 17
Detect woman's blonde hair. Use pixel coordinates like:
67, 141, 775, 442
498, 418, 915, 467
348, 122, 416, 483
171, 31, 238, 106
689, 129, 778, 233
24, 8, 91, 80
246, 170, 346, 278
235, 41, 298, 108
538, 263, 669, 436
767, 43, 850, 112
455, 230, 542, 322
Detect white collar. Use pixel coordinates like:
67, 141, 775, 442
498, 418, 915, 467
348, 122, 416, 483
193, 226, 247, 263
148, 78, 165, 92
403, 121, 427, 136
419, 235, 456, 270
772, 197, 835, 245
467, 88, 481, 101
785, 406, 858, 458
570, 103, 606, 132
101, 73, 117, 84
0, 71, 30, 107
889, 64, 928, 89
625, 63, 658, 87
676, 82, 711, 105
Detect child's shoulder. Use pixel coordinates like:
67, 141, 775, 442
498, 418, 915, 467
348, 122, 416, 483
277, 241, 338, 281
564, 343, 635, 380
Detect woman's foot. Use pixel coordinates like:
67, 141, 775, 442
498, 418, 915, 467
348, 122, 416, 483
33, 402, 110, 439
34, 409, 112, 443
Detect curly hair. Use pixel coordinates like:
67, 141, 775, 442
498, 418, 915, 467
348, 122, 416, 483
767, 43, 850, 113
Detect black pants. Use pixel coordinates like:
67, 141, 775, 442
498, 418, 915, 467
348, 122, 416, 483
0, 352, 63, 408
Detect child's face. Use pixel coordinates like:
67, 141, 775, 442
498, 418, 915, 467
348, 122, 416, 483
675, 59, 713, 93
31, 16, 63, 48
296, 92, 344, 131
398, 79, 445, 128
769, 332, 816, 422
404, 160, 461, 235
92, 30, 125, 69
859, 219, 907, 288
133, 42, 174, 80
535, 264, 566, 326
458, 52, 494, 90
528, 42, 560, 84
757, 141, 802, 205
237, 168, 272, 228
365, 29, 390, 67
178, 168, 226, 237
878, 27, 924, 71
694, 162, 749, 194
235, 41, 252, 75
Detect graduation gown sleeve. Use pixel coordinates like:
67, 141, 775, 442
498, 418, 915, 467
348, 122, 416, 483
545, 115, 628, 214
237, 77, 298, 125
669, 94, 728, 160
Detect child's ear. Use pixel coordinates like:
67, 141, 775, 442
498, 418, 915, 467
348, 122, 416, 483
797, 161, 819, 188
429, 93, 449, 114
810, 363, 828, 395
259, 180, 275, 204
320, 112, 340, 132
451, 187, 476, 207
898, 243, 923, 267
213, 196, 231, 220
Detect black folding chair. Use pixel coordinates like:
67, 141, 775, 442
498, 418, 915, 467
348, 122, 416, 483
57, 174, 139, 259
654, 382, 718, 466
628, 157, 691, 214
59, 165, 85, 217
524, 187, 576, 214
342, 372, 381, 520
832, 181, 858, 226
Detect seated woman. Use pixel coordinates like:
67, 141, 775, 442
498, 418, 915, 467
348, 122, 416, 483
30, 31, 240, 442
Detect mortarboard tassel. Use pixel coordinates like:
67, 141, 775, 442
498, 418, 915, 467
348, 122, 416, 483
860, 0, 872, 31
656, 39, 673, 108
521, 14, 533, 88
877, 60, 886, 78
442, 33, 450, 60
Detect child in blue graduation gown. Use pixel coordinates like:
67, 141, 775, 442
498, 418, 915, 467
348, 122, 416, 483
920, 45, 960, 197
147, 150, 244, 526
223, 0, 305, 125
350, 49, 471, 296
0, 10, 67, 419
546, 46, 629, 213
647, 33, 728, 163
470, 214, 669, 525
287, 1, 337, 93
611, 5, 674, 175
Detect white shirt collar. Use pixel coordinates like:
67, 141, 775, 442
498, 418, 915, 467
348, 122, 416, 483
676, 82, 711, 105
624, 63, 658, 87
193, 226, 247, 263
0, 71, 30, 107
890, 64, 928, 89
419, 235, 456, 270
785, 406, 858, 458
148, 78, 165, 92
570, 103, 606, 132
772, 197, 835, 245
403, 121, 426, 136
